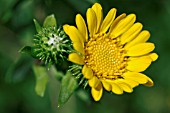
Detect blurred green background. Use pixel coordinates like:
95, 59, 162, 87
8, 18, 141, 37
0, 0, 169, 113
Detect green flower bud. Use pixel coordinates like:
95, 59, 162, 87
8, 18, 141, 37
33, 26, 71, 66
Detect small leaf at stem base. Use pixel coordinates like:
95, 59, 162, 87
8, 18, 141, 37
58, 72, 78, 107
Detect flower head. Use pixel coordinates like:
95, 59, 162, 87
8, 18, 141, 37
33, 26, 70, 66
32, 15, 70, 66
63, 3, 158, 101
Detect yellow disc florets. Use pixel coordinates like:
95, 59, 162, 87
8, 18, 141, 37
85, 35, 128, 80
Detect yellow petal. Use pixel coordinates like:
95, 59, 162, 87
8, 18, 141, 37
88, 76, 100, 88
144, 76, 154, 87
111, 82, 123, 94
125, 30, 150, 49
92, 3, 103, 33
68, 53, 84, 65
126, 43, 155, 56
73, 42, 84, 55
120, 22, 143, 45
149, 53, 158, 61
123, 72, 148, 84
101, 80, 112, 91
110, 14, 136, 39
116, 80, 133, 93
63, 24, 69, 33
123, 79, 139, 88
91, 82, 103, 101
82, 65, 93, 79
76, 14, 88, 42
129, 53, 158, 62
63, 25, 84, 46
86, 8, 97, 36
99, 8, 117, 33
63, 25, 78, 42
124, 72, 154, 87
127, 56, 152, 72
109, 13, 126, 34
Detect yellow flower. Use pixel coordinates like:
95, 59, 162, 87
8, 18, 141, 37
63, 3, 158, 101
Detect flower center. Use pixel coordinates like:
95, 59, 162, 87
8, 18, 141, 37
85, 35, 128, 80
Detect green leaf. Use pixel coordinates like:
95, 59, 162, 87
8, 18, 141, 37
19, 46, 38, 58
43, 14, 57, 28
58, 72, 78, 107
33, 19, 42, 33
19, 46, 32, 55
33, 65, 49, 97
